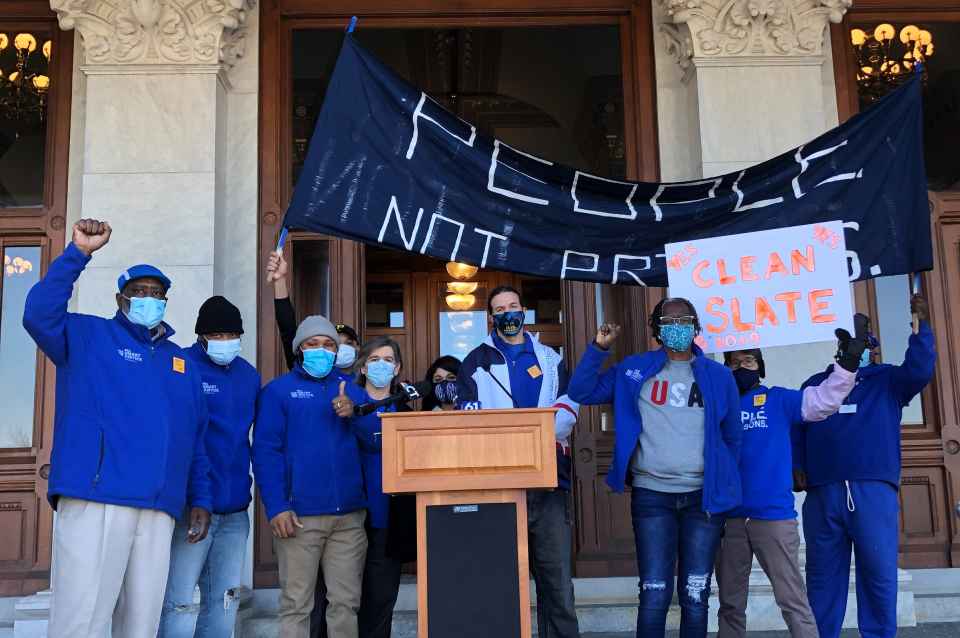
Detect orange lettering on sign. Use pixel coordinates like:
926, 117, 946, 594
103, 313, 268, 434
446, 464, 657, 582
808, 289, 836, 324
740, 256, 760, 282
790, 246, 816, 275
764, 252, 788, 279
774, 292, 802, 323
706, 297, 728, 334
731, 298, 754, 332
755, 296, 779, 327
717, 259, 736, 285
693, 261, 714, 289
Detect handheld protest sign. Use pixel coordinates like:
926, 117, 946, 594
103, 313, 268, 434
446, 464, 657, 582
665, 221, 854, 354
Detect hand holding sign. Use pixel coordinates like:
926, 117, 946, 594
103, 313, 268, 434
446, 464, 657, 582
333, 381, 355, 418
835, 313, 870, 372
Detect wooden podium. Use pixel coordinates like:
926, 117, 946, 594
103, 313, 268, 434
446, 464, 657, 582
381, 408, 557, 638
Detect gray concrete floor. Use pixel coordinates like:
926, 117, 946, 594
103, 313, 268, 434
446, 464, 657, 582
583, 623, 960, 638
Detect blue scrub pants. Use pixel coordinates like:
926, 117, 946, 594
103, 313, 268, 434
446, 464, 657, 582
802, 480, 899, 638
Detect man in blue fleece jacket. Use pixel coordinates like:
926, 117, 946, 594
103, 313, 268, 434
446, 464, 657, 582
159, 296, 261, 638
253, 315, 367, 638
22, 218, 212, 638
798, 296, 936, 638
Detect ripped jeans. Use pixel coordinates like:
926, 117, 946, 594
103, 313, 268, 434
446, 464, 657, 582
158, 510, 250, 638
630, 488, 725, 638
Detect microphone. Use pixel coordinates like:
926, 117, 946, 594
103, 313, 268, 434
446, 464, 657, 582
353, 380, 433, 417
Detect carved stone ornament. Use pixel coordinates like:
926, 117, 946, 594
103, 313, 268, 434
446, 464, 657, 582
50, 0, 256, 67
657, 0, 851, 62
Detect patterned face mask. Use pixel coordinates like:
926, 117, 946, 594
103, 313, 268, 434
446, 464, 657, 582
659, 323, 696, 352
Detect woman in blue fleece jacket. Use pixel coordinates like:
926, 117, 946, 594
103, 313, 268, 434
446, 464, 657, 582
568, 297, 742, 638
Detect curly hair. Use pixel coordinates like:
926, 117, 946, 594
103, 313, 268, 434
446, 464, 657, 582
648, 297, 701, 344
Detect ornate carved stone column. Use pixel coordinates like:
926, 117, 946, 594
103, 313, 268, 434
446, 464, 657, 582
654, 0, 850, 177
48, 0, 256, 341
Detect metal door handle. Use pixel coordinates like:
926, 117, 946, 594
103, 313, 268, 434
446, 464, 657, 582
39, 464, 50, 480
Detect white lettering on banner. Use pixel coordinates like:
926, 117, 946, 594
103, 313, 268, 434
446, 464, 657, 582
378, 196, 424, 250
420, 213, 465, 261
487, 140, 552, 206
732, 170, 784, 213
405, 92, 477, 160
843, 221, 862, 281
473, 228, 509, 268
571, 171, 639, 220
612, 254, 651, 286
792, 140, 862, 199
561, 250, 599, 279
649, 178, 723, 222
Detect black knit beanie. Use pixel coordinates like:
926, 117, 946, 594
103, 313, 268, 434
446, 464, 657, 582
195, 296, 244, 335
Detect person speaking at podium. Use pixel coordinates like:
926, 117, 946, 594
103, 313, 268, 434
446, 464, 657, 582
457, 285, 581, 638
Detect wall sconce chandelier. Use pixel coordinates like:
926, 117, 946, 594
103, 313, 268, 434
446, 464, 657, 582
4, 254, 33, 276
0, 32, 51, 123
850, 24, 933, 104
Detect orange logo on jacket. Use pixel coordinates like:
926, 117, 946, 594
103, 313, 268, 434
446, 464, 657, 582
172, 357, 185, 374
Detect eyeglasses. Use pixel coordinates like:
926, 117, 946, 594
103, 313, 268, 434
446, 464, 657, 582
730, 355, 759, 370
124, 285, 166, 299
659, 315, 695, 327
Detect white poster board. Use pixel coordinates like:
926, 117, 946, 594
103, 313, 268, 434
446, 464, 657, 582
665, 221, 853, 354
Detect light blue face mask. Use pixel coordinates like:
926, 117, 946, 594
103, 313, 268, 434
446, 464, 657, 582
859, 349, 872, 368
366, 359, 396, 388
660, 324, 696, 352
124, 296, 166, 329
302, 347, 336, 379
206, 338, 241, 366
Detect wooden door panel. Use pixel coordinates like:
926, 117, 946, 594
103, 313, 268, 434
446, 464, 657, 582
899, 468, 953, 568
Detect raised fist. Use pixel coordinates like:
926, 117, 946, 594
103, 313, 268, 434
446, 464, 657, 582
72, 219, 112, 256
835, 313, 870, 372
595, 323, 621, 350
266, 250, 288, 284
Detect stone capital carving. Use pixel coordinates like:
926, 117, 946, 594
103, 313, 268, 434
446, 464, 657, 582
50, 0, 255, 68
658, 0, 850, 68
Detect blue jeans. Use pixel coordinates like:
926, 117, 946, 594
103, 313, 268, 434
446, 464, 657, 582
158, 511, 250, 638
631, 488, 726, 638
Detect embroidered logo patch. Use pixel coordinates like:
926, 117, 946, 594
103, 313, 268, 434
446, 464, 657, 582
527, 364, 542, 379
202, 382, 219, 394
753, 393, 766, 407
172, 357, 185, 374
290, 389, 315, 399
117, 348, 143, 363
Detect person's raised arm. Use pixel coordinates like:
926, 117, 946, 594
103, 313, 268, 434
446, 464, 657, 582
568, 323, 620, 406
266, 250, 297, 370
23, 219, 111, 366
890, 294, 936, 405
799, 315, 866, 422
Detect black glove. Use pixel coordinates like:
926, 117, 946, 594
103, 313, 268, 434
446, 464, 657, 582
835, 313, 870, 372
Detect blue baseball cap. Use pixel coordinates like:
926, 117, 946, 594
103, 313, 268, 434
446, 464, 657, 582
117, 265, 172, 293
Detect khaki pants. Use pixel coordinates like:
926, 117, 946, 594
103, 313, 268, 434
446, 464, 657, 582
49, 497, 175, 638
717, 517, 818, 638
275, 510, 368, 638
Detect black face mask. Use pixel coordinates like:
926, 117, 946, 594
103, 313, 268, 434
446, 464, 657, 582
433, 380, 458, 404
733, 367, 762, 394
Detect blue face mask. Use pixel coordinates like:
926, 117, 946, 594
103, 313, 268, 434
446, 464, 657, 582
302, 348, 336, 379
124, 296, 166, 329
366, 359, 396, 388
205, 338, 241, 366
493, 310, 525, 337
660, 324, 696, 352
859, 349, 872, 368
